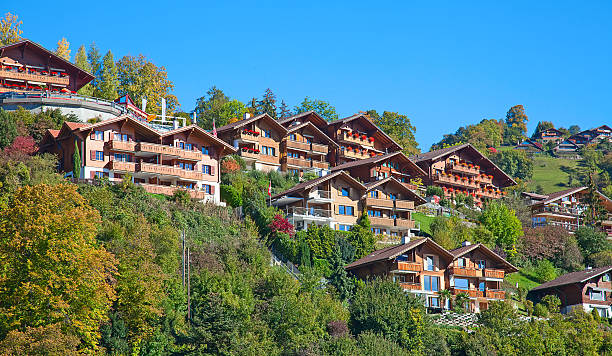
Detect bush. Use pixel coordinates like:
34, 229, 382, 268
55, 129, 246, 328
575, 227, 610, 259
533, 259, 558, 283
520, 226, 584, 271
426, 185, 444, 197
589, 250, 612, 268
541, 295, 561, 314
220, 184, 242, 207
533, 303, 549, 317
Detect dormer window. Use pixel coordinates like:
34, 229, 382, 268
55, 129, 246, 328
603, 273, 611, 282
457, 258, 467, 268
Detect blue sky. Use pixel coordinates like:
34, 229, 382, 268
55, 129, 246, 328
6, 1, 611, 149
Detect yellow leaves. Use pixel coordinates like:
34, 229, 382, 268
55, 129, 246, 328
0, 12, 22, 46
55, 37, 70, 61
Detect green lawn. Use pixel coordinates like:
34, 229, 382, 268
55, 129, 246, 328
526, 155, 579, 194
413, 212, 435, 236
505, 269, 540, 291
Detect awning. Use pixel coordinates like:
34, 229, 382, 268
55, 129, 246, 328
27, 81, 46, 85
271, 196, 302, 207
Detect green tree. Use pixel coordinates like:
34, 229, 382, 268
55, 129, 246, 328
0, 109, 17, 149
0, 184, 117, 349
0, 12, 22, 46
367, 110, 419, 155
194, 86, 248, 129
479, 201, 523, 254
568, 125, 581, 135
348, 213, 375, 259
258, 88, 277, 119
575, 227, 609, 259
489, 149, 534, 180
72, 140, 81, 179
349, 278, 424, 352
294, 97, 339, 121
73, 45, 94, 96
278, 99, 291, 119
504, 105, 529, 145
87, 42, 102, 96
583, 173, 608, 225
98, 50, 118, 100
117, 54, 179, 114
531, 121, 555, 139
533, 259, 558, 282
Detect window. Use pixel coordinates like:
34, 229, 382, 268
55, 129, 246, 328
179, 162, 194, 170
373, 210, 381, 217
457, 258, 466, 267
370, 190, 379, 198
290, 169, 299, 175
477, 260, 486, 269
338, 205, 353, 215
202, 165, 211, 174
478, 281, 485, 291
114, 153, 131, 162
371, 228, 382, 234
94, 130, 104, 140
262, 146, 275, 156
122, 134, 128, 142
263, 130, 271, 138
203, 184, 211, 194
94, 171, 104, 178
94, 151, 104, 161
595, 308, 608, 318
425, 256, 434, 271
591, 290, 606, 301
289, 134, 297, 141
341, 187, 350, 197
338, 224, 351, 231
424, 276, 439, 292
179, 142, 185, 149
201, 146, 210, 155
389, 193, 397, 200
454, 278, 469, 290
429, 297, 440, 308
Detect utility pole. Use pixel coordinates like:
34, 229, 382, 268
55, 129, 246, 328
182, 229, 186, 287
187, 246, 191, 321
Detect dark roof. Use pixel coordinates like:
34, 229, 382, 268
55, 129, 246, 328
286, 122, 338, 147
516, 139, 543, 150
449, 243, 518, 272
278, 111, 328, 129
271, 171, 365, 200
328, 113, 403, 151
531, 266, 612, 292
160, 125, 238, 153
531, 186, 587, 206
216, 113, 288, 135
410, 143, 517, 187
331, 151, 426, 177
0, 39, 95, 87
540, 128, 564, 135
521, 192, 549, 200
364, 176, 427, 206
345, 238, 454, 270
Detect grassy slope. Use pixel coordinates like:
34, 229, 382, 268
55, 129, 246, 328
526, 155, 579, 194
413, 212, 435, 236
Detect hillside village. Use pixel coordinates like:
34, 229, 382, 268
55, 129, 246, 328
1, 19, 612, 355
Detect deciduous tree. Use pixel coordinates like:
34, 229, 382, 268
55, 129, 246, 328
294, 97, 338, 121
54, 37, 70, 61
98, 50, 118, 100
0, 12, 22, 46
504, 105, 529, 145
479, 201, 523, 254
366, 110, 419, 155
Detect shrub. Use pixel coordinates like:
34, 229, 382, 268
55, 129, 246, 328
269, 213, 294, 238
589, 250, 612, 268
426, 185, 444, 197
541, 295, 561, 314
533, 259, 558, 283
220, 184, 242, 207
533, 303, 549, 317
520, 226, 583, 271
575, 227, 610, 259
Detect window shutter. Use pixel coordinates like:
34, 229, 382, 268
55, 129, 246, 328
211, 165, 215, 175
90, 131, 95, 140
211, 185, 215, 194
90, 150, 96, 160
90, 171, 95, 179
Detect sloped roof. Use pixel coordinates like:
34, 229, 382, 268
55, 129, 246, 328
540, 128, 564, 136
271, 170, 366, 199
279, 111, 328, 129
286, 122, 338, 147
216, 113, 288, 135
345, 238, 454, 270
65, 122, 87, 130
48, 129, 60, 138
364, 176, 427, 206
410, 143, 517, 187
331, 151, 426, 177
531, 186, 587, 206
516, 139, 543, 150
449, 243, 518, 272
328, 113, 403, 151
521, 192, 549, 200
160, 124, 237, 153
530, 266, 612, 292
77, 115, 160, 137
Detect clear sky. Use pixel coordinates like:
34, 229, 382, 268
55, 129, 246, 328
5, 1, 611, 149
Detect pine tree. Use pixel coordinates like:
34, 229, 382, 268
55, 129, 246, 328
87, 42, 102, 96
72, 141, 81, 179
278, 100, 291, 119
257, 88, 277, 119
584, 172, 607, 226
98, 51, 118, 100
55, 37, 71, 61
73, 45, 93, 96
247, 97, 259, 116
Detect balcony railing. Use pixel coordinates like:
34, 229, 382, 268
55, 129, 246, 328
137, 142, 202, 161
449, 163, 480, 176
311, 142, 328, 154
477, 174, 493, 184
449, 266, 481, 277
179, 169, 204, 181
311, 160, 329, 169
485, 290, 506, 299
483, 269, 505, 279
365, 197, 394, 209
138, 162, 175, 176
339, 148, 371, 160
0, 67, 69, 86
395, 200, 414, 210
286, 140, 311, 151
392, 261, 422, 272
240, 150, 259, 160
399, 282, 421, 291
308, 190, 332, 200
369, 216, 394, 227
287, 207, 332, 219
341, 132, 375, 147
478, 189, 502, 199
435, 173, 480, 189
451, 288, 483, 298
286, 156, 311, 167
238, 130, 260, 142
395, 218, 416, 229
107, 161, 136, 172
534, 205, 586, 217
107, 140, 136, 152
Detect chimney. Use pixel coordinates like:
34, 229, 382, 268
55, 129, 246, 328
462, 241, 471, 247
173, 120, 179, 130
243, 112, 251, 120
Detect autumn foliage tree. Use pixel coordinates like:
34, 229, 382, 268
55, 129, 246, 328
0, 12, 22, 46
0, 184, 117, 349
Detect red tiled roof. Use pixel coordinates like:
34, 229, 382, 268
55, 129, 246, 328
64, 122, 87, 130
48, 129, 60, 138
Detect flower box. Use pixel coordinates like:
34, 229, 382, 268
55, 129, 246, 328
361, 135, 367, 140
368, 137, 374, 142
370, 152, 376, 157
353, 132, 359, 138
41, 71, 48, 75
60, 72, 68, 77
347, 146, 353, 151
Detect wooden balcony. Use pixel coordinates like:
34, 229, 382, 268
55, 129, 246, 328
107, 140, 136, 152
365, 197, 394, 209
0, 68, 69, 86
485, 290, 506, 299
369, 216, 394, 227
179, 169, 204, 181
339, 149, 371, 160
451, 288, 483, 298
449, 266, 481, 277
137, 162, 176, 176
286, 156, 311, 167
137, 142, 202, 161
392, 261, 422, 272
395, 218, 416, 229
311, 160, 329, 169
311, 142, 328, 154
395, 200, 414, 210
341, 132, 374, 147
238, 131, 260, 142
286, 140, 311, 151
478, 174, 493, 184
449, 163, 480, 176
399, 282, 422, 291
484, 269, 505, 279
107, 161, 136, 172
139, 183, 207, 199
435, 174, 479, 189
240, 150, 259, 160
478, 189, 502, 199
